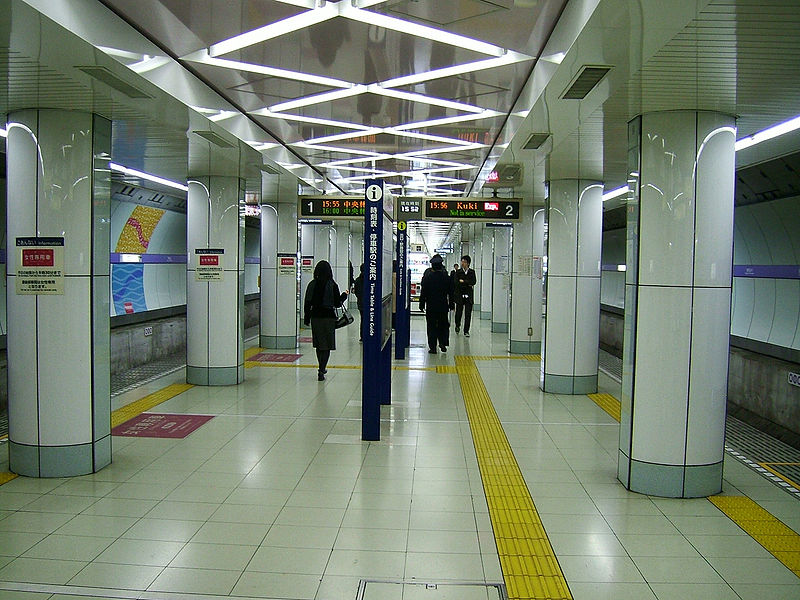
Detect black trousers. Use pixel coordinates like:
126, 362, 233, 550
455, 301, 473, 333
425, 310, 450, 350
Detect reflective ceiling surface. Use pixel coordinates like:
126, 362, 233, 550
100, 0, 568, 196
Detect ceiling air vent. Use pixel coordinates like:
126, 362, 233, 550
192, 130, 236, 148
522, 132, 550, 150
78, 66, 153, 99
484, 163, 523, 188
561, 65, 612, 100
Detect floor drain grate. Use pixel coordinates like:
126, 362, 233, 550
357, 580, 507, 600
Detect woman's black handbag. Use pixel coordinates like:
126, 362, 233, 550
335, 305, 354, 329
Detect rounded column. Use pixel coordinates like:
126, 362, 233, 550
479, 228, 493, 320
186, 140, 246, 386
541, 179, 602, 394
510, 206, 545, 354
260, 200, 298, 348
491, 226, 511, 333
619, 111, 735, 497
6, 109, 111, 476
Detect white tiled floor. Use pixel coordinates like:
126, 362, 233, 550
0, 316, 797, 599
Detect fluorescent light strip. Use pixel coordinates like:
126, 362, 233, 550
341, 5, 507, 58
388, 128, 485, 147
354, 0, 391, 7
187, 52, 354, 89
109, 162, 189, 192
735, 114, 800, 151
394, 144, 484, 159
96, 46, 146, 61
270, 86, 366, 113
381, 54, 527, 89
602, 185, 628, 202
252, 109, 374, 132
293, 142, 385, 157
373, 86, 485, 114
209, 5, 338, 57
393, 111, 502, 131
301, 127, 384, 146
129, 55, 170, 74
208, 110, 238, 122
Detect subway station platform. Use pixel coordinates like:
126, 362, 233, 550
0, 317, 797, 600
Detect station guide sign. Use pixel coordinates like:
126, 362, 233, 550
15, 237, 65, 295
299, 195, 365, 219
194, 248, 224, 281
424, 198, 521, 221
299, 195, 520, 222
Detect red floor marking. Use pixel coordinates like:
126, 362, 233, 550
250, 353, 302, 362
298, 337, 313, 343
112, 413, 213, 438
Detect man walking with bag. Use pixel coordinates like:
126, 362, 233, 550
453, 255, 476, 337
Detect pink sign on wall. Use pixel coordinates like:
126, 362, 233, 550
112, 413, 213, 438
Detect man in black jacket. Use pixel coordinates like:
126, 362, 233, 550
419, 254, 454, 354
453, 255, 477, 337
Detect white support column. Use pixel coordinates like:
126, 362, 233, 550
260, 191, 299, 348
334, 224, 350, 294
619, 111, 735, 498
479, 228, 493, 320
6, 109, 111, 477
471, 225, 481, 312
510, 206, 545, 354
491, 226, 511, 333
541, 179, 602, 394
186, 142, 246, 386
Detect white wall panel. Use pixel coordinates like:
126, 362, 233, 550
631, 285, 691, 465
186, 280, 209, 366
543, 277, 577, 376
547, 180, 578, 277
754, 203, 794, 264
768, 280, 800, 348
734, 207, 771, 264
577, 183, 602, 277
772, 196, 800, 262
748, 278, 776, 341
208, 277, 241, 367
147, 209, 186, 254
6, 292, 40, 444
686, 287, 730, 465
37, 278, 93, 445
574, 277, 601, 376
694, 114, 735, 288
638, 112, 696, 288
37, 111, 93, 277
730, 278, 755, 338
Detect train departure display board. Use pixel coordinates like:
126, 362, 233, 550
299, 196, 365, 219
424, 199, 521, 221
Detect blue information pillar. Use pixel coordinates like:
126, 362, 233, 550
395, 220, 410, 359
362, 180, 393, 441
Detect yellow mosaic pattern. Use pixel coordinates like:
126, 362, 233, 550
115, 205, 165, 253
111, 383, 194, 429
709, 495, 800, 577
456, 355, 572, 600
587, 393, 621, 422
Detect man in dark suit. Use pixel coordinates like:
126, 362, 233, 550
453, 255, 477, 337
419, 254, 454, 353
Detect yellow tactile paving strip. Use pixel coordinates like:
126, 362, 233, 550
110, 383, 194, 428
0, 472, 18, 485
455, 355, 572, 600
587, 393, 621, 422
589, 390, 800, 578
709, 496, 800, 576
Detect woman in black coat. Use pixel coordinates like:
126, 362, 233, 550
303, 260, 348, 380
